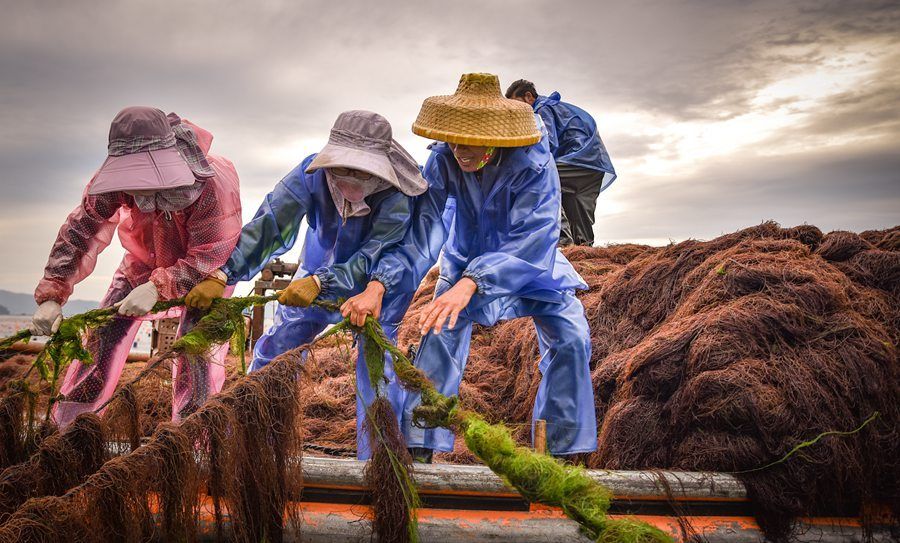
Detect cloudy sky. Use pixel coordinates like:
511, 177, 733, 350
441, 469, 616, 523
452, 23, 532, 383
1, 0, 898, 302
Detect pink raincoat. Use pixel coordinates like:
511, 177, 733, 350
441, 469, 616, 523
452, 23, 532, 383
35, 120, 243, 427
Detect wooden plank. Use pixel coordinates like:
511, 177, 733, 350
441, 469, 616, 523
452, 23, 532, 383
534, 419, 547, 454
301, 456, 748, 500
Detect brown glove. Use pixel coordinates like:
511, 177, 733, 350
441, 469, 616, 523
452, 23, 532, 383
185, 276, 226, 310
278, 276, 321, 307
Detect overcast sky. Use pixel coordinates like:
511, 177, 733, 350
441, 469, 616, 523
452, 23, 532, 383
1, 0, 898, 302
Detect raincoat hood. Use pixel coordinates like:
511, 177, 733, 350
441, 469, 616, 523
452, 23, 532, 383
182, 118, 214, 156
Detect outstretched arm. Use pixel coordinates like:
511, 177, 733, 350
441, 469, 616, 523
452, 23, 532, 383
35, 190, 126, 305
221, 164, 314, 284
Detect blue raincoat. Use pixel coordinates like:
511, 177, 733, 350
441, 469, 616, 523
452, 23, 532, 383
372, 135, 598, 455
221, 154, 415, 460
533, 92, 617, 192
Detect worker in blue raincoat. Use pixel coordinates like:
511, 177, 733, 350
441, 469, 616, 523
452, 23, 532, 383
344, 74, 597, 462
185, 110, 427, 460
506, 79, 616, 247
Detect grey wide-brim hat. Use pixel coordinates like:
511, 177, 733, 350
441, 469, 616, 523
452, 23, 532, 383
306, 110, 427, 196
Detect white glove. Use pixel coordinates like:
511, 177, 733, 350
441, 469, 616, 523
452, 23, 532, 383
32, 301, 63, 336
117, 282, 159, 317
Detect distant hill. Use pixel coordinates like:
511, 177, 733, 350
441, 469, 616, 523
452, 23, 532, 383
0, 289, 98, 316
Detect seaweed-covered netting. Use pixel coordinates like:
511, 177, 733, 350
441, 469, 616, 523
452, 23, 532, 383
0, 299, 671, 541
0, 222, 897, 541
302, 222, 900, 538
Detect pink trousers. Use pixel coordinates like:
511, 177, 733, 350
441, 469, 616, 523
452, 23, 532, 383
53, 273, 230, 428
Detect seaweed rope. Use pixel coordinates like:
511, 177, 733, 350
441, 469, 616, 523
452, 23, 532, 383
0, 298, 673, 542
0, 295, 278, 422
354, 314, 673, 543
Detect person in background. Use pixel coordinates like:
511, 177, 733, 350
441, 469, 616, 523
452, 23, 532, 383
344, 73, 597, 462
31, 106, 243, 427
185, 110, 427, 460
506, 79, 616, 247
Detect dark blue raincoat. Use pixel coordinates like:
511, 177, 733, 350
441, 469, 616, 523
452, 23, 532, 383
533, 92, 617, 192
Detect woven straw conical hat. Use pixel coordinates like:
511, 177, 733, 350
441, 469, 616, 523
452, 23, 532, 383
413, 73, 541, 147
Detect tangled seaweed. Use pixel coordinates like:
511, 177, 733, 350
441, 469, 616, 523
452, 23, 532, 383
298, 222, 899, 542
364, 396, 420, 543
1, 222, 896, 542
0, 413, 105, 519
0, 293, 667, 542
360, 312, 672, 543
0, 340, 306, 543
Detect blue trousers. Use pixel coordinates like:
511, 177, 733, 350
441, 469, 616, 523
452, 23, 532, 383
251, 303, 404, 460
401, 291, 597, 455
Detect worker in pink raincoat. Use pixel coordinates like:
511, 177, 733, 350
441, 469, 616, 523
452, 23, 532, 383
30, 106, 243, 428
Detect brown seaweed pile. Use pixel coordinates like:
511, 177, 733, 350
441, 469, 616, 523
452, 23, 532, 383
300, 222, 899, 541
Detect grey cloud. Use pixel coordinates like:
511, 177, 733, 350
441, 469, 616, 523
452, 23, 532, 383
598, 143, 900, 244
0, 0, 897, 299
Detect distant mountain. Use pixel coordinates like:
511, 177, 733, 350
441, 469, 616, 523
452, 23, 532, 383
0, 289, 98, 316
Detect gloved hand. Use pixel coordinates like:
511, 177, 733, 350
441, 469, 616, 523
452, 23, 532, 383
185, 277, 226, 310
32, 300, 63, 335
278, 276, 321, 307
117, 281, 159, 317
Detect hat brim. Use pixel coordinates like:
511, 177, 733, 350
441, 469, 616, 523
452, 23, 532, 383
412, 124, 541, 147
305, 143, 400, 187
88, 147, 196, 195
412, 96, 542, 148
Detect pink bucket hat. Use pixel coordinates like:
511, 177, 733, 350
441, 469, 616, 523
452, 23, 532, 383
305, 110, 427, 196
88, 106, 197, 195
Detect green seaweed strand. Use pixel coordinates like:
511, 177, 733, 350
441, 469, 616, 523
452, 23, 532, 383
0, 329, 32, 353
356, 315, 673, 543
731, 411, 880, 475
0, 295, 279, 421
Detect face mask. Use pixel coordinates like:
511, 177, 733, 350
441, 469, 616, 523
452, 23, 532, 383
333, 176, 368, 203
126, 181, 205, 213
325, 170, 391, 220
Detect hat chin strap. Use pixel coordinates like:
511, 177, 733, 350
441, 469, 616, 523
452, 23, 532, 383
474, 147, 496, 170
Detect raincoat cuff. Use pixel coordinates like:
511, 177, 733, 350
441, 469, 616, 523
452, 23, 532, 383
219, 264, 238, 286
148, 270, 173, 300
461, 271, 487, 295
369, 271, 395, 293
313, 267, 336, 296
34, 279, 70, 306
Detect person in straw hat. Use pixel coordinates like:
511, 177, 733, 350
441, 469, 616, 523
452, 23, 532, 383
32, 106, 243, 428
185, 110, 427, 460
344, 73, 597, 461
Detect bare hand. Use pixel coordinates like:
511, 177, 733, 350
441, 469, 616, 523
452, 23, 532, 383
341, 281, 385, 327
419, 278, 477, 336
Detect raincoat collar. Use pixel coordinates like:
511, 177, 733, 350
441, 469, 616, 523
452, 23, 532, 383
533, 92, 562, 111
